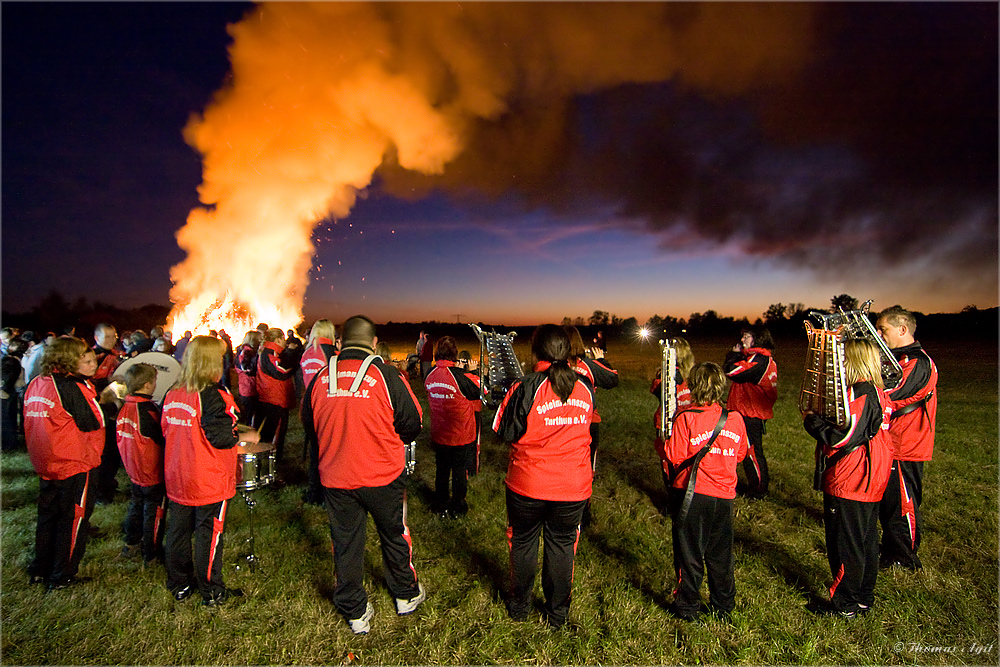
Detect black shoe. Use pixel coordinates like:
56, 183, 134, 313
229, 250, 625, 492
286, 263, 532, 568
203, 587, 244, 607
120, 544, 142, 560
28, 574, 48, 586
810, 603, 858, 620
506, 602, 529, 622
668, 602, 700, 622
172, 585, 195, 602
47, 576, 91, 592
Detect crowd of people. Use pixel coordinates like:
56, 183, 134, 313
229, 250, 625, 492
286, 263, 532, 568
2, 304, 937, 632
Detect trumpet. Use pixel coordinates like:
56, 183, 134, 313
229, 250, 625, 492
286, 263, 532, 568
659, 338, 678, 438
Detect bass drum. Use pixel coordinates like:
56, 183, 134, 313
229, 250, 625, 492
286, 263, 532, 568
112, 352, 182, 405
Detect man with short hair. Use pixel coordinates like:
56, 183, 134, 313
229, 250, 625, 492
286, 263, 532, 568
301, 315, 425, 634
93, 324, 124, 504
875, 305, 938, 571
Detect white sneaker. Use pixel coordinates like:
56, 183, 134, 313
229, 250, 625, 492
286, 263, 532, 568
347, 602, 374, 634
395, 582, 426, 615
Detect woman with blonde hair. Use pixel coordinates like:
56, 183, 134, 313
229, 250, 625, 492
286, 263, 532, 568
300, 319, 337, 387
803, 338, 893, 619
162, 335, 259, 606
23, 336, 105, 590
299, 319, 338, 504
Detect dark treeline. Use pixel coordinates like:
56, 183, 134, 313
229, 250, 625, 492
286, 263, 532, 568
3, 290, 995, 345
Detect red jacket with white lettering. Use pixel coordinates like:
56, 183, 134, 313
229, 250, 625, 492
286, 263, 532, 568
886, 342, 938, 461
161, 384, 240, 506
493, 364, 595, 502
425, 360, 481, 446
571, 356, 618, 424
300, 338, 337, 388
301, 347, 423, 490
116, 394, 165, 488
805, 381, 893, 502
256, 341, 295, 408
664, 403, 749, 500
724, 347, 778, 420
23, 374, 105, 481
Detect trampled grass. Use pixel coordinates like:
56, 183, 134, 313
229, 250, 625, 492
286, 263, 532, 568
1, 335, 996, 665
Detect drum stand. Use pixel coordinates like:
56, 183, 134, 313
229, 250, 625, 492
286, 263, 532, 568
238, 489, 259, 573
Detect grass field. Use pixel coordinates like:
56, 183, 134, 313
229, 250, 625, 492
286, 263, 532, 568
1, 334, 997, 665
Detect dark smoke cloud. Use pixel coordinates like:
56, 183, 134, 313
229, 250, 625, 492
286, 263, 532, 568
376, 2, 998, 284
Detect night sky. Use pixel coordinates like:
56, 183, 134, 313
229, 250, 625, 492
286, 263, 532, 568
3, 2, 997, 328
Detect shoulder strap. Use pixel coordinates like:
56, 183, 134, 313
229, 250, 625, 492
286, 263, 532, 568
349, 354, 379, 393
675, 409, 729, 523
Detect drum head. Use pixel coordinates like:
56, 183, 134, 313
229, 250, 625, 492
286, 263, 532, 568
239, 441, 275, 454
112, 352, 182, 404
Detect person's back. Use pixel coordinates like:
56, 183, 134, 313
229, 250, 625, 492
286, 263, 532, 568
305, 346, 421, 489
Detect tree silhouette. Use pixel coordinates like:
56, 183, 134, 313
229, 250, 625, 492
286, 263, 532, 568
831, 294, 859, 312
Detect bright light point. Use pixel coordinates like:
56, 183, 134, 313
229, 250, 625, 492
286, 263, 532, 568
639, 327, 650, 339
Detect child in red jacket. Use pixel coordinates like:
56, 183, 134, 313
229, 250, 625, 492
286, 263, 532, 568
116, 363, 166, 564
663, 361, 751, 621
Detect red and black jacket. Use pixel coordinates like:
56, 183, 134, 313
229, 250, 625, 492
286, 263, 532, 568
724, 347, 778, 420
425, 360, 481, 446
300, 338, 337, 387
256, 341, 295, 408
571, 356, 618, 424
235, 344, 258, 398
161, 384, 240, 506
886, 342, 938, 461
805, 381, 893, 502
493, 365, 595, 502
301, 347, 423, 490
92, 345, 123, 392
116, 393, 165, 488
23, 373, 105, 480
650, 370, 692, 430
664, 404, 749, 500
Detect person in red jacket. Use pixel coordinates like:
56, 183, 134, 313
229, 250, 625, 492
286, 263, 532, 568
564, 325, 618, 526
299, 319, 338, 504
23, 336, 105, 590
875, 305, 938, 571
493, 324, 595, 629
300, 319, 338, 387
723, 325, 778, 499
425, 335, 482, 518
254, 328, 296, 460
162, 335, 259, 606
234, 330, 262, 426
650, 337, 695, 490
663, 361, 750, 621
804, 339, 893, 618
116, 363, 166, 564
92, 322, 125, 504
301, 315, 425, 635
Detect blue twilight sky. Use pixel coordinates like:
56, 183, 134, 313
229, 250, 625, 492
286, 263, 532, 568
3, 2, 997, 327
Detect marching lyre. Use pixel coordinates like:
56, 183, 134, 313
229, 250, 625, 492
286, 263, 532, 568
469, 324, 524, 408
659, 338, 678, 438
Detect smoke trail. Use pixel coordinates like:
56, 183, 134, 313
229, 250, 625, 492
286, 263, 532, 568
167, 1, 816, 332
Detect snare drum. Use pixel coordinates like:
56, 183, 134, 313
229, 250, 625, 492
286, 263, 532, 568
237, 442, 276, 490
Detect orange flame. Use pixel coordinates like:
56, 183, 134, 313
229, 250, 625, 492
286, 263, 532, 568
166, 2, 814, 336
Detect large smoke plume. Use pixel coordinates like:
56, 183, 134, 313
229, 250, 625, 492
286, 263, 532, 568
168, 1, 996, 331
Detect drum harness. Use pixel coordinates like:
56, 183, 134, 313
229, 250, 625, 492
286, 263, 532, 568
665, 408, 729, 523
328, 353, 418, 475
